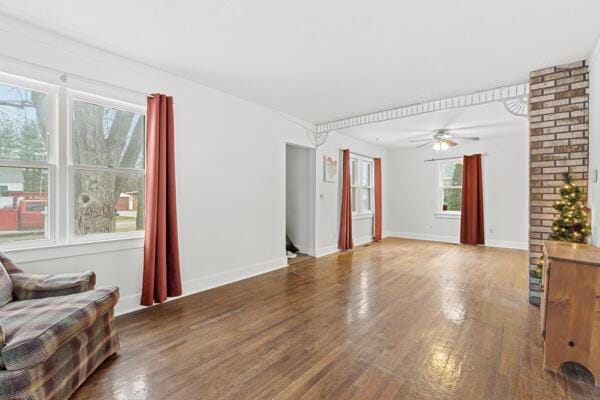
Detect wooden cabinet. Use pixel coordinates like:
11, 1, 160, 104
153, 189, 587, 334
541, 240, 600, 386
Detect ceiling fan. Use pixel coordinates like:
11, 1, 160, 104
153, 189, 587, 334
409, 129, 479, 151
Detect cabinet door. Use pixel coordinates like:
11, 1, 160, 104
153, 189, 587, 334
540, 247, 550, 335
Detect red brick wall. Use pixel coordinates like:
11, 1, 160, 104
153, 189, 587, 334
528, 60, 589, 304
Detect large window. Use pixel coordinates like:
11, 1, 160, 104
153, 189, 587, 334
439, 160, 463, 213
0, 72, 145, 249
349, 154, 373, 216
0, 79, 54, 245
69, 95, 145, 240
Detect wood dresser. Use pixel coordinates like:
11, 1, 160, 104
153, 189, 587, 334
541, 240, 600, 385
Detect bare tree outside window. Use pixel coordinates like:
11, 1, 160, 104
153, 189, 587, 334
71, 100, 145, 236
0, 83, 50, 243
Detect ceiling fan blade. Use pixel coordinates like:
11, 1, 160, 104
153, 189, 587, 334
443, 139, 458, 147
454, 136, 479, 141
416, 141, 434, 148
409, 138, 434, 142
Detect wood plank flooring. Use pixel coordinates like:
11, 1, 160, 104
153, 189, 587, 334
73, 238, 600, 399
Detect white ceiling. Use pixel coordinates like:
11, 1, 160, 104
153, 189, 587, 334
338, 102, 527, 149
0, 1, 599, 124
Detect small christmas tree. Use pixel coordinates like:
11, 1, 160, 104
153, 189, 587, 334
548, 173, 591, 243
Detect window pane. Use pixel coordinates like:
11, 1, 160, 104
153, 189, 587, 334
351, 187, 357, 212
442, 188, 462, 211
350, 159, 357, 185
0, 166, 48, 243
361, 162, 371, 187
441, 162, 463, 187
361, 188, 371, 211
73, 170, 144, 236
72, 100, 145, 169
0, 83, 49, 161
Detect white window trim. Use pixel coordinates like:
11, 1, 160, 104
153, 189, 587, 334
436, 159, 462, 218
350, 153, 374, 219
0, 73, 58, 250
66, 91, 146, 244
0, 70, 146, 252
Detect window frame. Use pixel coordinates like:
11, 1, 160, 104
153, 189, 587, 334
437, 159, 463, 217
0, 69, 147, 251
66, 90, 146, 244
350, 153, 374, 218
0, 73, 58, 250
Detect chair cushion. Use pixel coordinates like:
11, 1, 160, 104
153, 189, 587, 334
0, 263, 12, 307
0, 286, 118, 370
0, 251, 22, 274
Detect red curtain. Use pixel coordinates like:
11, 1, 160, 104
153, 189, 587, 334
373, 158, 382, 241
141, 94, 182, 306
338, 149, 353, 250
460, 154, 485, 245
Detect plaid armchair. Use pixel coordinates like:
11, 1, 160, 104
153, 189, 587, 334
0, 252, 119, 400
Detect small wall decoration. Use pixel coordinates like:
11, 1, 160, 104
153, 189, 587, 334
323, 155, 338, 183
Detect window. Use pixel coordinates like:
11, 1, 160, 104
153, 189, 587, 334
0, 79, 54, 245
349, 154, 373, 216
69, 95, 145, 240
0, 71, 146, 249
439, 160, 463, 213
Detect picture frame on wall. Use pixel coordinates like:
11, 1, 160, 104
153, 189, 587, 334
323, 155, 338, 183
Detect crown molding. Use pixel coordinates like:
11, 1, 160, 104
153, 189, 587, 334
315, 82, 529, 134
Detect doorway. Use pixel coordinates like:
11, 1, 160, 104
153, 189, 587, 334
285, 143, 316, 265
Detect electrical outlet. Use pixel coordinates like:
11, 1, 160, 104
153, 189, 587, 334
489, 228, 494, 234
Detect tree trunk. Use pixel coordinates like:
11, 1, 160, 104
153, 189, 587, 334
74, 171, 117, 235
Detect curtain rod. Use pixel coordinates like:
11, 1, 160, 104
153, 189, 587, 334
339, 148, 379, 160
424, 153, 488, 162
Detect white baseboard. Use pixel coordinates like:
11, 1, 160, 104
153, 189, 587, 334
484, 240, 528, 250
314, 236, 374, 258
384, 231, 527, 250
315, 245, 338, 257
354, 236, 374, 246
385, 231, 458, 244
115, 256, 287, 316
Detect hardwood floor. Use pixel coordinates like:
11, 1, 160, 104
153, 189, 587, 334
73, 238, 600, 399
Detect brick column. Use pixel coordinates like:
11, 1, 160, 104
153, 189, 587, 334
528, 61, 589, 305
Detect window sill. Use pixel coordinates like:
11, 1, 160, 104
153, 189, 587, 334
434, 212, 461, 220
353, 213, 374, 221
4, 236, 144, 263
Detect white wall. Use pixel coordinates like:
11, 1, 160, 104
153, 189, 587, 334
314, 131, 388, 256
386, 133, 528, 249
286, 145, 311, 253
589, 38, 600, 246
0, 16, 316, 315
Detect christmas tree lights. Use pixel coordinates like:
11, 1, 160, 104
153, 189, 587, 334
548, 173, 591, 243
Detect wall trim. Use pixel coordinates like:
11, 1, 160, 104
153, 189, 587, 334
5, 237, 144, 263
315, 82, 528, 133
485, 240, 528, 250
314, 236, 374, 258
115, 256, 287, 316
385, 231, 459, 244
385, 231, 527, 250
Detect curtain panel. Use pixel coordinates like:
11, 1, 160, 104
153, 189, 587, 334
460, 154, 485, 245
141, 94, 183, 306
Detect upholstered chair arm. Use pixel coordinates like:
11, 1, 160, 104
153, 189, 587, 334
10, 271, 96, 300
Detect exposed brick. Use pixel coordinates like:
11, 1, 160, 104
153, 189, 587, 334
543, 71, 569, 81
543, 112, 570, 121
528, 61, 588, 303
543, 85, 570, 95
556, 75, 584, 85
542, 125, 569, 134
531, 66, 556, 77
530, 94, 555, 104
543, 98, 569, 108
